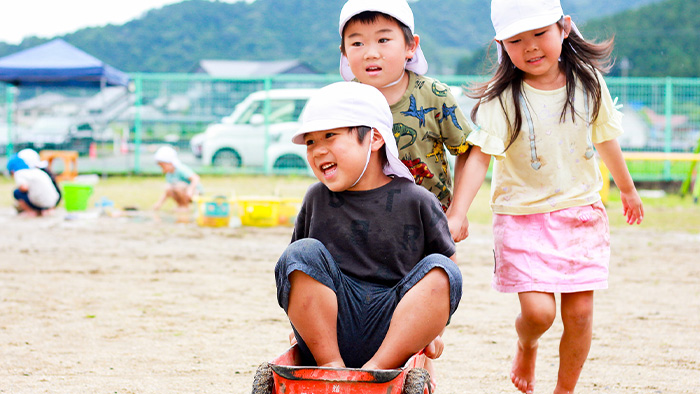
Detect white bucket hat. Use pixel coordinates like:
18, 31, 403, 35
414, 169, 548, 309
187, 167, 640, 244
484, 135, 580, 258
491, 0, 563, 40
338, 0, 428, 81
154, 145, 181, 165
291, 82, 414, 183
17, 148, 48, 169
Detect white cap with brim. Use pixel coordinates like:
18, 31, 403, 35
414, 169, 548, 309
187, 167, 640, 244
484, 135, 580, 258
292, 82, 414, 183
154, 145, 181, 166
491, 0, 563, 40
338, 0, 428, 81
17, 148, 48, 169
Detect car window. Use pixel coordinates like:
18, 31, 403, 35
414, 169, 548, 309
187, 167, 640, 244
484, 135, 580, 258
235, 99, 308, 125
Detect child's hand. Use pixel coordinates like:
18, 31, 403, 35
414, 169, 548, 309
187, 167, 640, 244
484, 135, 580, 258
620, 189, 644, 225
447, 212, 469, 242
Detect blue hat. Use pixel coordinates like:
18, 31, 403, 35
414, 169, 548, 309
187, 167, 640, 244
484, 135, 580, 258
6, 154, 29, 173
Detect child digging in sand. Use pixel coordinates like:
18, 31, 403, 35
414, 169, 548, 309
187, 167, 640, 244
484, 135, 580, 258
6, 154, 60, 217
152, 145, 202, 212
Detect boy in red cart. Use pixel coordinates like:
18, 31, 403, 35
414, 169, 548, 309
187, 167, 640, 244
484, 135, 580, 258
275, 82, 463, 374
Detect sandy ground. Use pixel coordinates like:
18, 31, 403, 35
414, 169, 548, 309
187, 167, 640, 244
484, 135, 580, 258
0, 207, 698, 394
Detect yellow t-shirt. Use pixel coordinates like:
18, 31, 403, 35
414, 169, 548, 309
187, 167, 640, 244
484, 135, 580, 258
468, 76, 623, 215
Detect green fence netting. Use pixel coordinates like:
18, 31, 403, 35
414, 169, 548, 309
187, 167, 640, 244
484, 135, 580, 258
3, 75, 700, 183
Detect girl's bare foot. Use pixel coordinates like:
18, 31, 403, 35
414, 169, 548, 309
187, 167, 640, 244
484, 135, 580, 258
511, 340, 538, 394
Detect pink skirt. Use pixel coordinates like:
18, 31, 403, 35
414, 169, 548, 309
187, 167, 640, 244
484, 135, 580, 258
492, 201, 610, 293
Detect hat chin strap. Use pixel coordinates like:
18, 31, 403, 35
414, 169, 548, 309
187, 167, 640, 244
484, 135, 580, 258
349, 128, 374, 189
381, 61, 407, 88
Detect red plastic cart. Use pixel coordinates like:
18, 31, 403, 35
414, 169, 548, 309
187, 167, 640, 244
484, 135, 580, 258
252, 344, 432, 394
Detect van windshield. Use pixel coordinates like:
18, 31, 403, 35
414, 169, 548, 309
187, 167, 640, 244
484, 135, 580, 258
236, 99, 307, 125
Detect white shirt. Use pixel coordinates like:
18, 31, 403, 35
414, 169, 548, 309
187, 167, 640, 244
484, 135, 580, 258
14, 168, 60, 208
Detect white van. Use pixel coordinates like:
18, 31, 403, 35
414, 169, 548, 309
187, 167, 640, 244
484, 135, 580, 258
199, 89, 315, 169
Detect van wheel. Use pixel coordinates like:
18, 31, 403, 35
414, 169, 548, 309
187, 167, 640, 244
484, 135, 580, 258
212, 149, 241, 167
273, 154, 306, 170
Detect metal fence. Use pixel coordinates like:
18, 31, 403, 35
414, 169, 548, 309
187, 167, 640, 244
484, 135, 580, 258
3, 75, 700, 183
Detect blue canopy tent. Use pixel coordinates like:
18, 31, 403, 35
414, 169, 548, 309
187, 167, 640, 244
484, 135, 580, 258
0, 39, 130, 157
0, 39, 129, 87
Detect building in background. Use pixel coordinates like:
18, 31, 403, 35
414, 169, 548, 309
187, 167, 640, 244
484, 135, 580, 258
191, 60, 318, 77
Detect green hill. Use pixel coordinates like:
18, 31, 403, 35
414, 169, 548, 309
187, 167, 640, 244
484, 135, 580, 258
0, 0, 677, 76
582, 0, 699, 77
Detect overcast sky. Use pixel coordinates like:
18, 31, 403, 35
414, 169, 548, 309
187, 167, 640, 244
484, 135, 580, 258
0, 0, 245, 45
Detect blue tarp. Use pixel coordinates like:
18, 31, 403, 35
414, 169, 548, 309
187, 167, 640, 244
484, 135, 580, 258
0, 39, 129, 87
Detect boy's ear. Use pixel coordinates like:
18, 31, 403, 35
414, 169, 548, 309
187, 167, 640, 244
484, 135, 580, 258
370, 129, 386, 152
406, 34, 420, 59
339, 44, 345, 55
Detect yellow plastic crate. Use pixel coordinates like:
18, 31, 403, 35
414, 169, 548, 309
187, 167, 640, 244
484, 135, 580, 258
239, 197, 281, 227
278, 198, 302, 226
195, 195, 235, 227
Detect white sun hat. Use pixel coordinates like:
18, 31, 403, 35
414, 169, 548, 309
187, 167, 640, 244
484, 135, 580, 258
154, 145, 180, 165
17, 148, 48, 169
291, 82, 414, 182
491, 0, 564, 40
338, 0, 428, 81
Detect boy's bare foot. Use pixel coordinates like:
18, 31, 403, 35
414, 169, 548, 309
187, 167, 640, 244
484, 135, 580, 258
424, 357, 438, 393
511, 340, 537, 394
18, 210, 39, 217
320, 361, 345, 368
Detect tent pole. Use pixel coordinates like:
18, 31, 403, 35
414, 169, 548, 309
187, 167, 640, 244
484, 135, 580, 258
5, 85, 14, 159
133, 76, 143, 174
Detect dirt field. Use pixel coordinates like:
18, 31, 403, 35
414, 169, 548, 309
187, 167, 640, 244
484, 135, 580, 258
0, 189, 699, 393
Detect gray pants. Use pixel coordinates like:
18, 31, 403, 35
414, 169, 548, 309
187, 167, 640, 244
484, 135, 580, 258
275, 238, 463, 368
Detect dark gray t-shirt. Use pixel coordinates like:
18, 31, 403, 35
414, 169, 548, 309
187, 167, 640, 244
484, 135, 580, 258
292, 177, 456, 286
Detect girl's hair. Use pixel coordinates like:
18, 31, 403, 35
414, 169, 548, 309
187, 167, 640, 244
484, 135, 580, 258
469, 18, 615, 152
340, 11, 414, 55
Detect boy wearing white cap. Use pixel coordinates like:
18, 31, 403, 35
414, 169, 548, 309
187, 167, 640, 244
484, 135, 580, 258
153, 145, 202, 211
275, 82, 462, 373
339, 0, 479, 242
